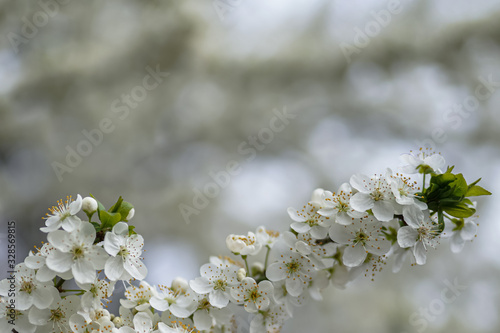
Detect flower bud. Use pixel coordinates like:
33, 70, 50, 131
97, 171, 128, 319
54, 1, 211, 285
126, 208, 135, 220
171, 277, 189, 292
251, 262, 264, 276
113, 316, 123, 328
82, 197, 98, 215
226, 234, 246, 254
226, 232, 262, 255
237, 268, 246, 281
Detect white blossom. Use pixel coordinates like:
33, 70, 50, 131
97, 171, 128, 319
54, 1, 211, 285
287, 203, 330, 239
28, 295, 80, 333
397, 207, 440, 265
317, 183, 364, 225
226, 232, 262, 255
400, 150, 445, 174
350, 174, 396, 221
329, 216, 391, 267
150, 284, 196, 318
46, 221, 108, 284
120, 281, 156, 312
0, 263, 59, 311
104, 222, 147, 281
255, 226, 280, 248
265, 241, 316, 297
231, 277, 273, 313
0, 297, 36, 333
189, 263, 239, 308
41, 194, 83, 233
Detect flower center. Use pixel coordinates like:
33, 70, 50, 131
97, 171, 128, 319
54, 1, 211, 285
336, 201, 349, 212
213, 279, 227, 291
71, 245, 85, 260
246, 289, 261, 302
354, 230, 369, 246
307, 219, 318, 227
118, 246, 129, 258
399, 187, 409, 197
165, 296, 176, 305
136, 298, 149, 306
266, 230, 280, 238
90, 284, 98, 297
285, 260, 301, 274
371, 189, 384, 201
417, 226, 430, 240
20, 280, 35, 294
49, 308, 64, 323
198, 298, 210, 310
60, 211, 71, 221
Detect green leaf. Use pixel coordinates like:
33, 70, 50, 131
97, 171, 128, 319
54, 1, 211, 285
466, 185, 492, 197
442, 203, 476, 218
450, 173, 468, 198
118, 201, 134, 222
467, 178, 482, 189
109, 196, 124, 213
99, 210, 122, 230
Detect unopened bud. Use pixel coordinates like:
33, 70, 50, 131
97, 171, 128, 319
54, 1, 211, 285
112, 316, 123, 328
237, 268, 246, 281
126, 208, 135, 220
251, 262, 264, 276
82, 197, 98, 215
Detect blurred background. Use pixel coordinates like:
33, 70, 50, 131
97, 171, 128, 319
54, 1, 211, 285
0, 0, 499, 332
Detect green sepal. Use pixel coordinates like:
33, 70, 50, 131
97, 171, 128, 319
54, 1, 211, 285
466, 185, 492, 197
90, 221, 101, 232
381, 226, 398, 245
128, 225, 137, 235
90, 193, 106, 215
450, 218, 465, 231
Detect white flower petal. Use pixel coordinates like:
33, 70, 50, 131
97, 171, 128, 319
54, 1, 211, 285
46, 250, 73, 273
266, 262, 287, 281
372, 200, 395, 221
413, 242, 427, 265
209, 290, 229, 308
193, 309, 212, 331
290, 222, 311, 234
287, 207, 307, 222
72, 259, 95, 284
397, 227, 418, 248
310, 226, 328, 239
47, 231, 71, 252
285, 276, 304, 297
461, 222, 477, 241
343, 243, 367, 267
350, 192, 373, 212
105, 256, 125, 281
450, 233, 465, 254
190, 277, 212, 294
104, 233, 122, 256
350, 174, 372, 193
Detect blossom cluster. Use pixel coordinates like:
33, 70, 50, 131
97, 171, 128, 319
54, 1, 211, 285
0, 150, 491, 333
